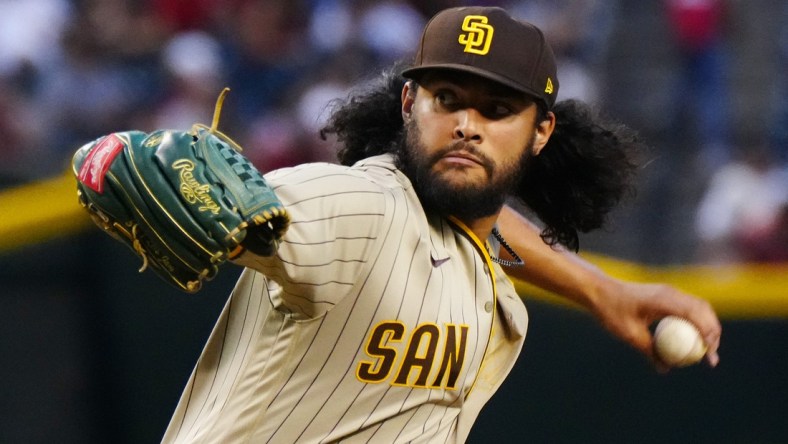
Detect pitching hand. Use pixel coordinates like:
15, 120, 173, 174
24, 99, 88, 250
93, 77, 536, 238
589, 280, 721, 370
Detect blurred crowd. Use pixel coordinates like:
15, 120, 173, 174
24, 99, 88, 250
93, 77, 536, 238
0, 0, 786, 264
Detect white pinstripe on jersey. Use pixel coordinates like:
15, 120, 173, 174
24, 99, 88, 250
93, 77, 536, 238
162, 155, 529, 443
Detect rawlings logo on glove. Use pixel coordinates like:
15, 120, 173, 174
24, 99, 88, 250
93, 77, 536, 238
173, 159, 222, 214
72, 88, 290, 292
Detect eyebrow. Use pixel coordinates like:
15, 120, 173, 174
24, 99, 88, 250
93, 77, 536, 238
421, 74, 532, 105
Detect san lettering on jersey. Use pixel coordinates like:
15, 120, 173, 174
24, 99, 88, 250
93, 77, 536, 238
356, 321, 469, 390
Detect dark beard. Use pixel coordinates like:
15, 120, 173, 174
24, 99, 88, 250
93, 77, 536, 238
395, 118, 533, 221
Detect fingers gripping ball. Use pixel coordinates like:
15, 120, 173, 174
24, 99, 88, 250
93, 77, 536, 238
653, 316, 708, 367
72, 123, 289, 293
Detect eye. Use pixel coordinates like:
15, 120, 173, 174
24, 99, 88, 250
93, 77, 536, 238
435, 89, 459, 109
492, 103, 514, 117
483, 100, 523, 119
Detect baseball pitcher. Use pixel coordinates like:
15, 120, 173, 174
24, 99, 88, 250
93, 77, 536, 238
73, 6, 721, 443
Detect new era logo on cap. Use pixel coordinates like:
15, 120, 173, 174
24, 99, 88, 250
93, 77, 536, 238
403, 6, 559, 108
545, 77, 554, 94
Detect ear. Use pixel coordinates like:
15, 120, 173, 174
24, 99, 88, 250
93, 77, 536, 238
401, 81, 415, 120
532, 111, 556, 156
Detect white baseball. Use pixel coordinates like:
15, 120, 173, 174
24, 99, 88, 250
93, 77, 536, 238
653, 316, 707, 367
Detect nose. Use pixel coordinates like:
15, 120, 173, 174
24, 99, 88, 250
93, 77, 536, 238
453, 109, 483, 142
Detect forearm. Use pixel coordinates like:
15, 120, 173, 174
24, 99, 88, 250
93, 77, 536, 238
496, 205, 617, 312
496, 206, 722, 367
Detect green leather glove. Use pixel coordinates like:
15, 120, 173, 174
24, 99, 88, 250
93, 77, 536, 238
72, 126, 289, 293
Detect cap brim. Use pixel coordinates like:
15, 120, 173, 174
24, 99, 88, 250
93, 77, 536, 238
401, 64, 545, 105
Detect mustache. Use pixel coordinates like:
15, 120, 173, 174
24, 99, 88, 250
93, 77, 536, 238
430, 140, 494, 168
428, 142, 495, 174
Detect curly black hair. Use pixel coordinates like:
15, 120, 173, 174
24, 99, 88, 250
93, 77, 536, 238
321, 64, 409, 167
320, 64, 641, 251
518, 100, 640, 250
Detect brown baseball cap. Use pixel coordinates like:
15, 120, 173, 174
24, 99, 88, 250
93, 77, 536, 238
402, 6, 559, 109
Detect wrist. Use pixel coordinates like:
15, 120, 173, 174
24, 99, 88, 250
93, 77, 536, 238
576, 270, 621, 315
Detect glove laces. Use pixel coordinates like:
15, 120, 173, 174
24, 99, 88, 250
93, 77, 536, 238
131, 224, 149, 273
191, 87, 244, 153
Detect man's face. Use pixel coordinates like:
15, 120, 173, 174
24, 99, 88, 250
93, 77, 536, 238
398, 71, 541, 221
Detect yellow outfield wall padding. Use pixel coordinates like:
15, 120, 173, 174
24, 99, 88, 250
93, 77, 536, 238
0, 172, 91, 251
515, 254, 788, 319
2, 172, 787, 319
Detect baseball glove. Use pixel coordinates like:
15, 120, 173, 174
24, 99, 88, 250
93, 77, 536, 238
71, 89, 289, 293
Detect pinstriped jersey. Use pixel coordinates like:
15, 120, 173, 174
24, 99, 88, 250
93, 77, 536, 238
161, 154, 529, 443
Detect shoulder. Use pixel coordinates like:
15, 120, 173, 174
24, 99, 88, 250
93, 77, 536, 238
262, 155, 419, 236
264, 154, 410, 203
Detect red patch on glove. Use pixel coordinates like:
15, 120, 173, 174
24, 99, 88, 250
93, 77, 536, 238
78, 134, 124, 193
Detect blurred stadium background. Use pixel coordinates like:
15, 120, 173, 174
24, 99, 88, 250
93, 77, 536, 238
0, 0, 786, 442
